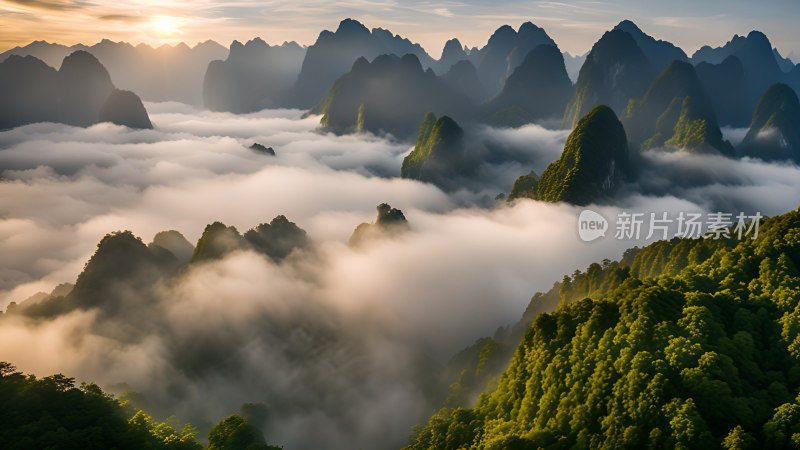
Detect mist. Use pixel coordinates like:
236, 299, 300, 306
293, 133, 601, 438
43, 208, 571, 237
3, 104, 800, 448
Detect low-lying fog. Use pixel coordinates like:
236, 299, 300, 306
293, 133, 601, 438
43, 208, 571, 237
1, 103, 799, 448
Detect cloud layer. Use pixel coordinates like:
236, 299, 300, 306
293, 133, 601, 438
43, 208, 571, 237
2, 104, 800, 448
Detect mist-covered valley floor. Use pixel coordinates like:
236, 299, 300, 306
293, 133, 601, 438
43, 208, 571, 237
2, 103, 800, 449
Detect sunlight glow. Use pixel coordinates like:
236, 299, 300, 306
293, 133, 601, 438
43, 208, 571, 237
150, 15, 181, 37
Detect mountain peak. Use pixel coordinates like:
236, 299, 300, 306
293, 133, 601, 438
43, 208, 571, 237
376, 203, 407, 226
349, 203, 409, 246
243, 215, 309, 261
60, 50, 105, 71
541, 105, 630, 204
400, 53, 423, 72
612, 19, 687, 71
482, 44, 573, 126
740, 83, 800, 162
488, 24, 517, 43
99, 89, 153, 129
336, 18, 370, 36
615, 19, 640, 31
191, 222, 247, 262
518, 21, 543, 34
401, 113, 466, 189
626, 59, 733, 155
747, 30, 771, 44
441, 38, 464, 59
563, 29, 654, 127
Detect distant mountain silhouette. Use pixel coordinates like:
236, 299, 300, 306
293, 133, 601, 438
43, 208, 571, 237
695, 56, 751, 127
692, 31, 787, 125
562, 51, 587, 83
613, 20, 688, 72
441, 60, 487, 104
289, 19, 434, 108
0, 55, 59, 128
58, 50, 115, 127
203, 39, 305, 113
0, 51, 152, 129
99, 89, 152, 129
790, 65, 800, 100
311, 54, 473, 139
471, 22, 558, 96
149, 230, 195, 264
625, 60, 734, 155
0, 40, 75, 67
774, 48, 796, 73
481, 44, 573, 127
540, 105, 630, 204
563, 29, 655, 128
0, 39, 228, 105
739, 83, 800, 163
436, 38, 469, 74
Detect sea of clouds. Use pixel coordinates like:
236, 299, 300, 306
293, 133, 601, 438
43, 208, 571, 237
1, 104, 799, 448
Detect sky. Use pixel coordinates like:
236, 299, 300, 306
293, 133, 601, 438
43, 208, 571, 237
1, 0, 798, 59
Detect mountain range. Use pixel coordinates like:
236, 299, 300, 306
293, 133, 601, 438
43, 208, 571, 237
480, 44, 573, 127
5, 18, 798, 137
0, 39, 227, 105
0, 51, 151, 130
3, 18, 800, 186
287, 19, 435, 108
310, 53, 473, 139
203, 39, 305, 113
625, 60, 734, 155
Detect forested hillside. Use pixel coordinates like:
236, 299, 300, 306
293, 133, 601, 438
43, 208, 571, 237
408, 207, 800, 449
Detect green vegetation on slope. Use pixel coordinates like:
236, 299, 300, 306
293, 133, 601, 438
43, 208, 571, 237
244, 215, 310, 262
314, 54, 472, 139
208, 415, 281, 450
406, 207, 800, 449
0, 362, 284, 449
538, 105, 629, 205
401, 112, 466, 189
0, 362, 201, 450
506, 171, 539, 201
563, 30, 654, 128
349, 203, 410, 246
625, 60, 734, 155
740, 83, 800, 163
193, 216, 310, 263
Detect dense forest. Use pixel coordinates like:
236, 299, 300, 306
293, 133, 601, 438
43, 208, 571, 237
0, 361, 281, 449
407, 207, 800, 449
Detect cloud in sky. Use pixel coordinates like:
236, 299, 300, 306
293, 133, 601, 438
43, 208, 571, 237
1, 0, 798, 60
3, 103, 800, 322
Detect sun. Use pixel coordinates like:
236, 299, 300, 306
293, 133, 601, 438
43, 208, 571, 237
150, 15, 180, 37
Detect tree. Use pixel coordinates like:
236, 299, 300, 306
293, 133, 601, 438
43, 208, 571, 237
208, 415, 281, 450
